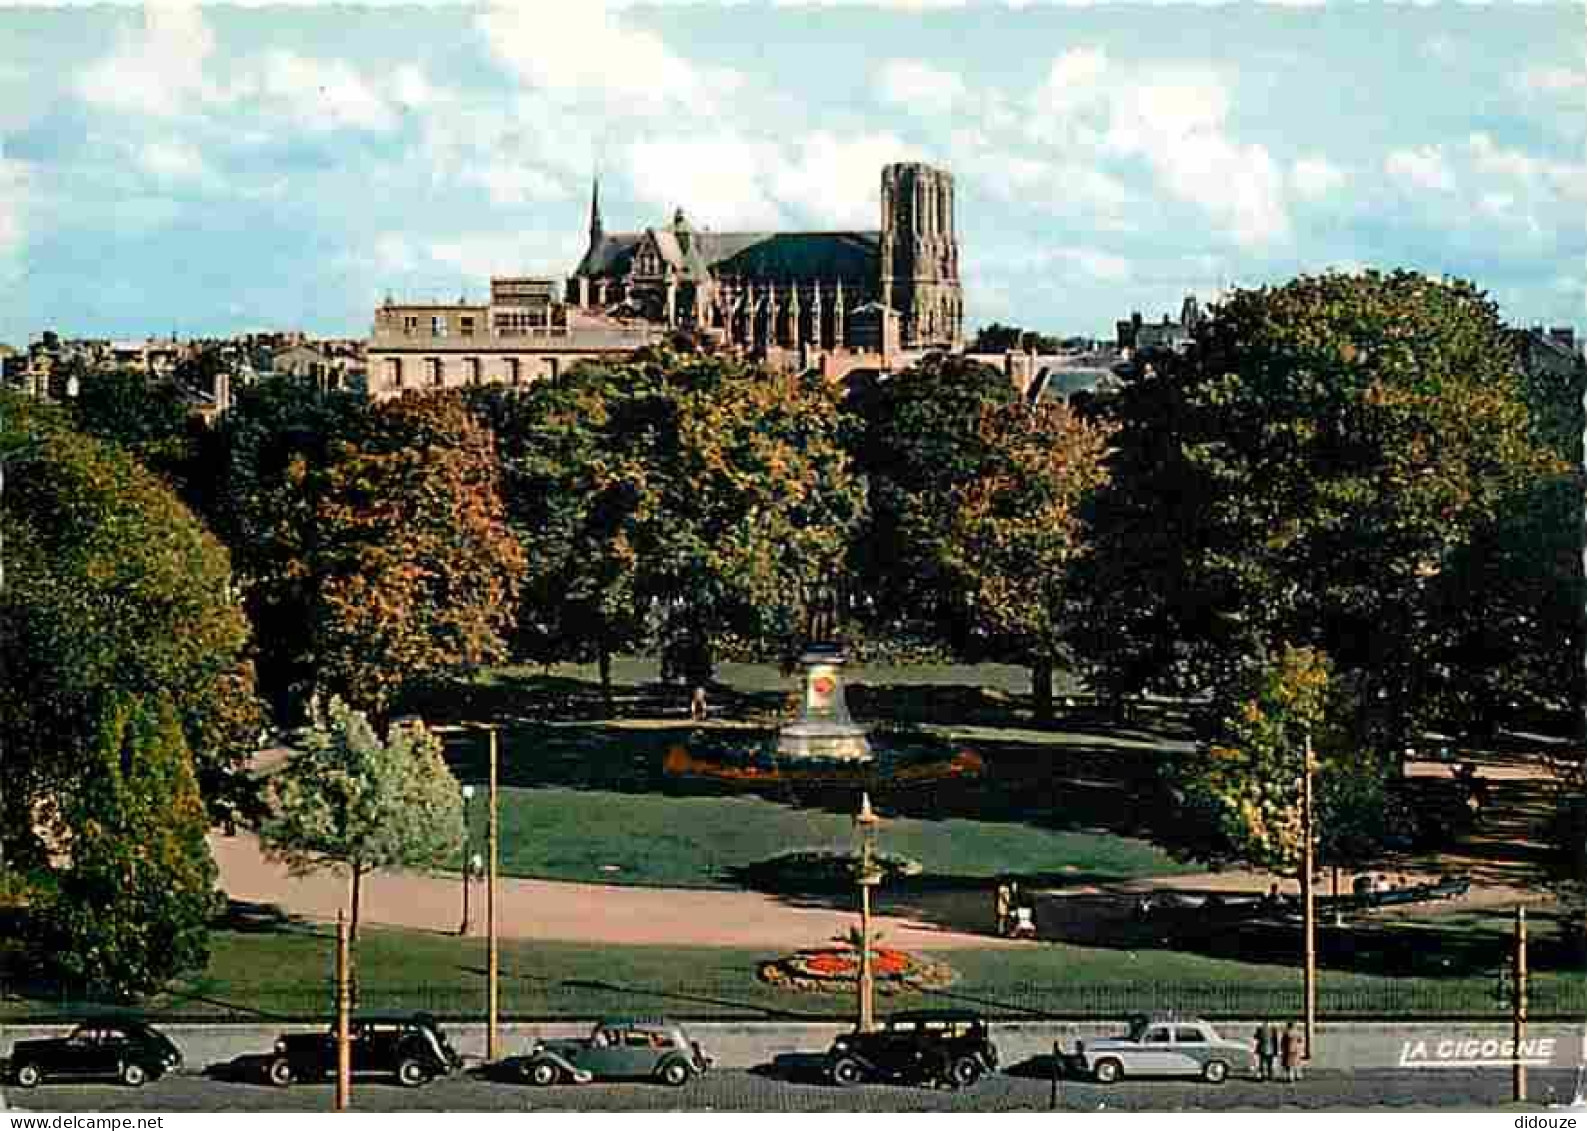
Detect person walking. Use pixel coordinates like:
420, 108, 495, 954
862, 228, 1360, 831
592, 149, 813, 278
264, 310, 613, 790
1280, 1021, 1303, 1082
994, 881, 1011, 937
1251, 1023, 1267, 1080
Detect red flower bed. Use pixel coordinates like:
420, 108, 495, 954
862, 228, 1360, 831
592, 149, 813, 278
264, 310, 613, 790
759, 945, 957, 994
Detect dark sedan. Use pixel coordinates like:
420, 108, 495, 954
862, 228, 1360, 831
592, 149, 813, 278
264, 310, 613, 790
8, 1021, 182, 1088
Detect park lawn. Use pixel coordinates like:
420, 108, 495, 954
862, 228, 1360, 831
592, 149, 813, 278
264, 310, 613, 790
11, 922, 1576, 1024
488, 785, 1193, 889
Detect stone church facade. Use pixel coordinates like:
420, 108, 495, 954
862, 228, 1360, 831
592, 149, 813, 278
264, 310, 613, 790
363, 162, 963, 400
566, 162, 963, 353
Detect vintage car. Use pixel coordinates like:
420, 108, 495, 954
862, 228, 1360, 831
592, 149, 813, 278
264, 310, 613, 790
1070, 1015, 1254, 1083
8, 1020, 183, 1088
267, 1014, 462, 1088
509, 1019, 712, 1087
826, 1010, 999, 1088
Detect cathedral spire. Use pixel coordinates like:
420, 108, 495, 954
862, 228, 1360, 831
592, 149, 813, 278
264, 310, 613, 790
589, 176, 604, 248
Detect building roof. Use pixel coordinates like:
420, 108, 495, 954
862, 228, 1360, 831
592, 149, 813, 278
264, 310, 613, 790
574, 229, 881, 285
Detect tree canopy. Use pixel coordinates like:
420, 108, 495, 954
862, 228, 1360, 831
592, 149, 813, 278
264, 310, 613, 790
1078, 270, 1561, 743
259, 697, 464, 939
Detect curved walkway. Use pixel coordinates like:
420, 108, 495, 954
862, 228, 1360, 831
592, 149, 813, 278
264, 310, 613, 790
211, 832, 1019, 950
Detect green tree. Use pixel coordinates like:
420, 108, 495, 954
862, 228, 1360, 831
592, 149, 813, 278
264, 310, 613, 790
260, 697, 464, 940
1, 391, 260, 844
68, 368, 194, 478
1166, 645, 1396, 877
194, 376, 365, 718
1079, 270, 1561, 743
39, 692, 218, 996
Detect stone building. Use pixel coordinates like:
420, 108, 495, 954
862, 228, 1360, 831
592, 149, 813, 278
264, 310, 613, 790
565, 161, 962, 354
364, 276, 663, 400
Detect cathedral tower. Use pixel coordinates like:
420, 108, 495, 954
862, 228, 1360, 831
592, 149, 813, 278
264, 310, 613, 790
879, 163, 962, 349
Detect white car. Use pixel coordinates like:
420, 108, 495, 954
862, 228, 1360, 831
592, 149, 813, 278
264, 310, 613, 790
1071, 1015, 1255, 1084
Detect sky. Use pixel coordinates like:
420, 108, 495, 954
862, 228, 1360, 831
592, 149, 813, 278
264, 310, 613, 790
0, 1, 1582, 347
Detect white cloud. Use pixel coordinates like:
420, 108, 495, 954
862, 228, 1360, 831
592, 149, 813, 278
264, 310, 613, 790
77, 4, 217, 118
1519, 64, 1587, 94
465, 162, 565, 207
1291, 156, 1346, 200
1385, 146, 1455, 192
478, 4, 743, 119
875, 59, 966, 116
0, 153, 27, 267
1048, 247, 1132, 282
624, 136, 787, 229
771, 132, 923, 227
136, 138, 212, 183
1025, 51, 1289, 247
245, 51, 399, 134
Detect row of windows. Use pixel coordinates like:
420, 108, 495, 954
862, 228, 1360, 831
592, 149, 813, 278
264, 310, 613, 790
381, 355, 560, 391
399, 314, 479, 337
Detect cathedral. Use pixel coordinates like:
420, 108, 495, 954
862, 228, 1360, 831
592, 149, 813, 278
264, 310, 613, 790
565, 162, 964, 353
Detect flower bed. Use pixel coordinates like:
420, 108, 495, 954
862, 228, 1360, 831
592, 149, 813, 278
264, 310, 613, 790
758, 945, 957, 995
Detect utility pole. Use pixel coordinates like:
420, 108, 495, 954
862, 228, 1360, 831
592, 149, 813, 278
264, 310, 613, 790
1302, 726, 1317, 1060
487, 724, 500, 1063
855, 792, 880, 1033
1514, 905, 1529, 1103
335, 909, 351, 1112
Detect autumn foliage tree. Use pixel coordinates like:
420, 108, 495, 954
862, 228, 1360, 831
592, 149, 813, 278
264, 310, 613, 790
312, 392, 525, 718
850, 354, 1111, 717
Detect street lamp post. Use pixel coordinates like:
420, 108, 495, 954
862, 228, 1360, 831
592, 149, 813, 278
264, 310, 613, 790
458, 785, 477, 936
855, 791, 881, 1034
1302, 726, 1317, 1061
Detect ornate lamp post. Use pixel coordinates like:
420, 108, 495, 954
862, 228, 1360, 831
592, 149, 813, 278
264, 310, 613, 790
458, 785, 477, 936
855, 791, 882, 1033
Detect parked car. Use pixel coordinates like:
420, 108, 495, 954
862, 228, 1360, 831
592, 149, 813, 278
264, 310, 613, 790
825, 1010, 999, 1088
267, 1014, 461, 1088
1069, 1014, 1254, 1083
508, 1018, 712, 1087
8, 1020, 182, 1088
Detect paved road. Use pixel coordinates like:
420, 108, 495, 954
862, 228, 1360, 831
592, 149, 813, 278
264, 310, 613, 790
5, 1066, 1581, 1112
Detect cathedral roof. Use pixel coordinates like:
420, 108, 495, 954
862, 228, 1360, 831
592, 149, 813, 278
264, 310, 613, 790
573, 229, 880, 283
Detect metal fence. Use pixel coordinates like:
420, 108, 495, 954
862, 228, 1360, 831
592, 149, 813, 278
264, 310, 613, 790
4, 975, 1581, 1024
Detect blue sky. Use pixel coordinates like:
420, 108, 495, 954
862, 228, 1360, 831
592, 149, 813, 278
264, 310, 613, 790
0, 1, 1582, 346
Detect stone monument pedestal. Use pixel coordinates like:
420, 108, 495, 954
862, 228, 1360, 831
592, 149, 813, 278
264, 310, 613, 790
777, 644, 872, 763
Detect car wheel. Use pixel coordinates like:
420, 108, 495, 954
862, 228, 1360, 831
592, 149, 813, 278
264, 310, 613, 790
949, 1056, 982, 1088
396, 1059, 430, 1088
659, 1059, 691, 1087
525, 1060, 559, 1087
267, 1058, 294, 1088
13, 1062, 40, 1089
121, 1063, 147, 1088
1203, 1060, 1229, 1084
1093, 1058, 1122, 1084
830, 1056, 864, 1087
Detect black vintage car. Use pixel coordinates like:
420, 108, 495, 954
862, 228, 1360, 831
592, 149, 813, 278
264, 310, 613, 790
826, 1010, 999, 1088
267, 1014, 461, 1088
8, 1020, 183, 1088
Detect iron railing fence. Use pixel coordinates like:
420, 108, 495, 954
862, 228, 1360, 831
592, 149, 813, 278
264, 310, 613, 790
4, 975, 1582, 1025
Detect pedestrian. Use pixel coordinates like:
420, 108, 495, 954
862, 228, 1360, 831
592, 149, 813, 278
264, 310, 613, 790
1258, 1020, 1278, 1080
1251, 1023, 1267, 1080
995, 882, 1011, 937
1281, 1022, 1303, 1082
690, 685, 708, 722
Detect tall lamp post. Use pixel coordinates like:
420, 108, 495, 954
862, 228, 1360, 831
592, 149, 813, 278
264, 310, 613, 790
1301, 726, 1317, 1060
458, 785, 477, 936
855, 792, 881, 1033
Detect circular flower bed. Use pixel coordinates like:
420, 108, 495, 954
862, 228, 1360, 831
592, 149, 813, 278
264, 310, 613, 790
758, 946, 957, 995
